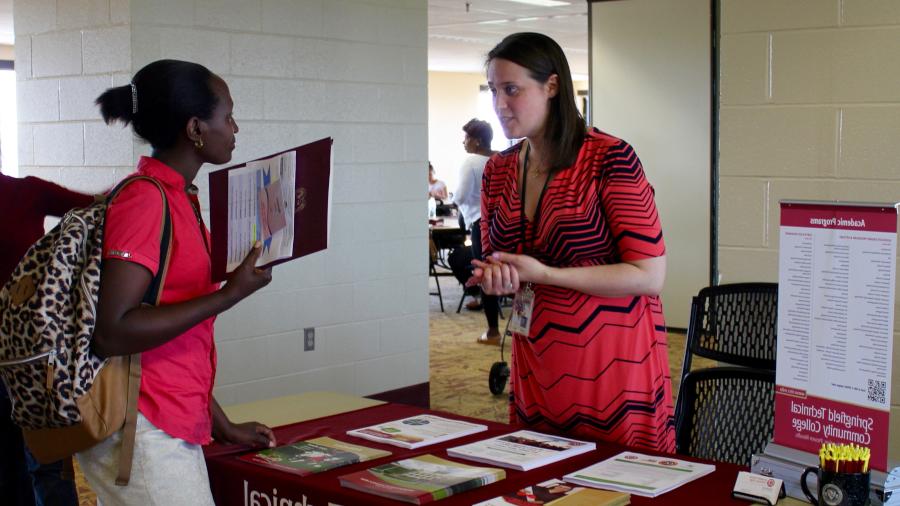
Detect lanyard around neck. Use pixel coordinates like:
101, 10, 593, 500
519, 142, 552, 254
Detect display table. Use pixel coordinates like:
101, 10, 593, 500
221, 390, 384, 428
206, 400, 755, 505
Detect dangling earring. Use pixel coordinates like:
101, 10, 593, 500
194, 138, 204, 149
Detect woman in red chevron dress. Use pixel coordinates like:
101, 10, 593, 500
470, 32, 675, 452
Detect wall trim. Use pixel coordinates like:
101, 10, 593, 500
709, 0, 720, 286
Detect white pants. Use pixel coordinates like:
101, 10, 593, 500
76, 413, 215, 506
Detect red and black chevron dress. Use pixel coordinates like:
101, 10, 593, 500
481, 129, 675, 452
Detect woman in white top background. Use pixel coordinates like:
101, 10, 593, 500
452, 119, 501, 344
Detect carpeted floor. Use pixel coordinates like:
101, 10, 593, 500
73, 276, 705, 505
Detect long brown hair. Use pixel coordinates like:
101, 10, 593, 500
487, 32, 584, 171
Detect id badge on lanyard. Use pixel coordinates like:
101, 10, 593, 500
509, 283, 535, 335
510, 142, 548, 337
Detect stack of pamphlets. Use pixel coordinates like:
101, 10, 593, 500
563, 451, 715, 498
447, 430, 595, 471
237, 436, 391, 476
474, 478, 630, 506
346, 414, 487, 449
338, 454, 505, 504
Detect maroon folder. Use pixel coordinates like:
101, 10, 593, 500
208, 137, 332, 282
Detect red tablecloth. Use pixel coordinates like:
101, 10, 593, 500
205, 403, 752, 505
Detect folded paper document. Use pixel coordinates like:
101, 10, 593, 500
208, 137, 332, 281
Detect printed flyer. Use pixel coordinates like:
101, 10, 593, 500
775, 202, 898, 471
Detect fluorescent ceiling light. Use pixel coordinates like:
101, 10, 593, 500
502, 0, 571, 7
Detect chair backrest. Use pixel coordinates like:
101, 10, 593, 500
686, 282, 778, 370
675, 367, 775, 466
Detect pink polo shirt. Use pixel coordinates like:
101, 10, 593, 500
102, 157, 219, 445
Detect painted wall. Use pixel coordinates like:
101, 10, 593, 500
13, 0, 429, 406
718, 0, 900, 466
590, 0, 711, 328
427, 71, 486, 196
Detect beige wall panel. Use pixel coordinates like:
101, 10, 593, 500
590, 0, 710, 327
718, 177, 768, 247
717, 247, 779, 283
764, 179, 833, 251
773, 28, 900, 104
719, 106, 837, 178
721, 0, 838, 33
427, 71, 487, 194
820, 180, 900, 204
720, 33, 769, 105
843, 0, 900, 26
839, 106, 900, 179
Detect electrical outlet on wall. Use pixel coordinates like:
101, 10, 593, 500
304, 327, 315, 351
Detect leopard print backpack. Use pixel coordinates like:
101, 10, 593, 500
0, 175, 171, 485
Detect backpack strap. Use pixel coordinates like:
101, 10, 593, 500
104, 175, 173, 486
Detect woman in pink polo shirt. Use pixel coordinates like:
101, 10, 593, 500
77, 59, 275, 505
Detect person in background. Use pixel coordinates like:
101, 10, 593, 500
0, 166, 92, 505
452, 119, 502, 345
428, 162, 449, 201
80, 59, 275, 505
470, 32, 674, 451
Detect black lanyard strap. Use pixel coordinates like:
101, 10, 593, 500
519, 142, 552, 255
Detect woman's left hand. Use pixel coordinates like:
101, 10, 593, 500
216, 420, 276, 448
488, 252, 549, 286
469, 252, 549, 295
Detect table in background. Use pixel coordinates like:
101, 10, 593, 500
206, 401, 754, 505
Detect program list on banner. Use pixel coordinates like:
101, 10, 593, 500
775, 202, 897, 471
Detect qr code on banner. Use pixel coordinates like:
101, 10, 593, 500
868, 379, 886, 404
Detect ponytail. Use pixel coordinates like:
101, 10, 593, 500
95, 59, 217, 151
96, 85, 135, 126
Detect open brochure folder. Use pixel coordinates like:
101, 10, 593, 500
208, 137, 333, 282
447, 430, 595, 471
346, 414, 487, 449
237, 436, 390, 477
563, 451, 715, 498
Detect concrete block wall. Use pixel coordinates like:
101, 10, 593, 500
14, 0, 429, 405
718, 0, 900, 465
15, 0, 134, 193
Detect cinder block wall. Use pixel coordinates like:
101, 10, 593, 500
718, 0, 900, 465
14, 0, 429, 405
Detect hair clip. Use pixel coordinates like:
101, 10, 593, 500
130, 83, 138, 114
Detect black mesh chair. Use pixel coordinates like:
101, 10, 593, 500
681, 282, 778, 375
674, 282, 778, 466
676, 367, 775, 466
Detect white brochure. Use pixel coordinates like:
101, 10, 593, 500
563, 451, 715, 498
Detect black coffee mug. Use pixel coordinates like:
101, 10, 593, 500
801, 466, 870, 506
